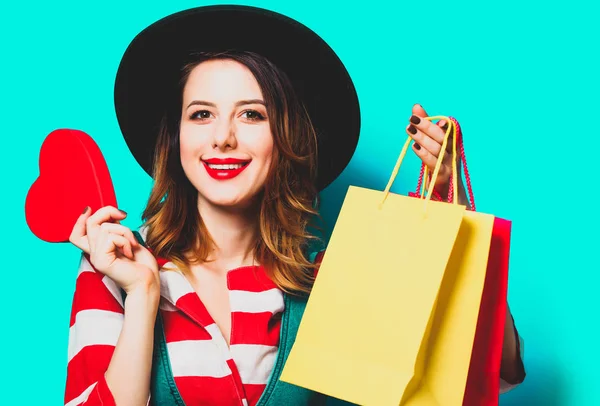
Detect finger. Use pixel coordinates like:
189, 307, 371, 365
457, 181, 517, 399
440, 121, 459, 156
69, 206, 93, 253
410, 105, 452, 154
409, 114, 447, 146
412, 103, 428, 118
86, 206, 127, 248
407, 124, 442, 157
86, 206, 128, 228
99, 223, 139, 249
98, 233, 134, 260
435, 120, 455, 153
412, 104, 448, 134
413, 143, 451, 183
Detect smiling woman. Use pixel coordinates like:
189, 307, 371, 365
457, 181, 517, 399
143, 51, 321, 294
62, 5, 524, 406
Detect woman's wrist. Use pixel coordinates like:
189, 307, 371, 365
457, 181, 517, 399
123, 268, 161, 298
125, 281, 160, 314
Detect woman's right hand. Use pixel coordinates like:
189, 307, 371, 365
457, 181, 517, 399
69, 205, 160, 295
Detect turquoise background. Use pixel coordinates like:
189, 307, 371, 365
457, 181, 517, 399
3, 0, 598, 404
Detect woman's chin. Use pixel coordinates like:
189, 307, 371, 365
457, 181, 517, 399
201, 192, 260, 210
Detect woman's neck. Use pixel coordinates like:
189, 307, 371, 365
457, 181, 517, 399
197, 199, 259, 268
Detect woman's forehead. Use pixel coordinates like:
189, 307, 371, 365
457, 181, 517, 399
183, 59, 264, 104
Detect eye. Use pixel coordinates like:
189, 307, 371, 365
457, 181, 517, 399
189, 110, 213, 120
242, 110, 266, 121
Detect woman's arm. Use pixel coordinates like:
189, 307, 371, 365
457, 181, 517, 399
499, 305, 526, 390
65, 254, 159, 406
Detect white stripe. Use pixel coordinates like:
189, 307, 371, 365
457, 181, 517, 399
68, 309, 123, 362
159, 266, 194, 305
230, 344, 278, 385
138, 225, 148, 241
102, 275, 124, 308
205, 323, 231, 358
65, 381, 97, 406
75, 255, 123, 307
229, 289, 284, 314
76, 254, 94, 276
167, 340, 232, 378
242, 399, 249, 406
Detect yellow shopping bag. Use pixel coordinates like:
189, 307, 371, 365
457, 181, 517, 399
281, 117, 495, 405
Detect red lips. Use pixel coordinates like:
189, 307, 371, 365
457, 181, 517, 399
202, 158, 250, 180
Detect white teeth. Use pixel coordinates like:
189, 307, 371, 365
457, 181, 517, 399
207, 163, 244, 170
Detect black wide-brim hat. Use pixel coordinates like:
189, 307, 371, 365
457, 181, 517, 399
114, 5, 360, 191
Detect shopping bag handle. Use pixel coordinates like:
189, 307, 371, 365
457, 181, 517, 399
380, 115, 457, 210
414, 117, 476, 211
416, 116, 459, 204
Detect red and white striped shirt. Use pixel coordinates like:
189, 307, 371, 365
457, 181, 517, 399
64, 247, 313, 406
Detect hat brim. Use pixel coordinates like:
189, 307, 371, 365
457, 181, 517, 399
114, 5, 360, 191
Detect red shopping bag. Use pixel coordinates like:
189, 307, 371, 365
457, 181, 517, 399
462, 217, 510, 405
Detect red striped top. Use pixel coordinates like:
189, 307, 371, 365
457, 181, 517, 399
64, 248, 321, 406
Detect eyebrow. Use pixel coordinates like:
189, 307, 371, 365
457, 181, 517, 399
186, 99, 266, 108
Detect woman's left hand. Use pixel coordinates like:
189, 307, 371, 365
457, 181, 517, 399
406, 104, 456, 189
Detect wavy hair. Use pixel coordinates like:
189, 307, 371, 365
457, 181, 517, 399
141, 51, 322, 295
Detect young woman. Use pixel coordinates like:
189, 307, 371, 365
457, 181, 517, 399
64, 5, 525, 406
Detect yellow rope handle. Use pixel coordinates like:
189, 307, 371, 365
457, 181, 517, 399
419, 117, 459, 204
379, 115, 458, 210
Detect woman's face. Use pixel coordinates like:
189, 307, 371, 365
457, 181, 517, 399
179, 59, 274, 209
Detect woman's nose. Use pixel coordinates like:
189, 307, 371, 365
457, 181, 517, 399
212, 119, 237, 150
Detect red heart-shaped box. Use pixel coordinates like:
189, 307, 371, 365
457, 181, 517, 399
26, 129, 118, 243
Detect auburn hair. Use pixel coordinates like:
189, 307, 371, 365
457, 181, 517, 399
141, 51, 322, 295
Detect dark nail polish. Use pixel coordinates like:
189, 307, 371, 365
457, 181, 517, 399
82, 206, 90, 214
410, 115, 421, 125
408, 125, 417, 135
441, 123, 449, 131
414, 143, 421, 150
119, 209, 127, 216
